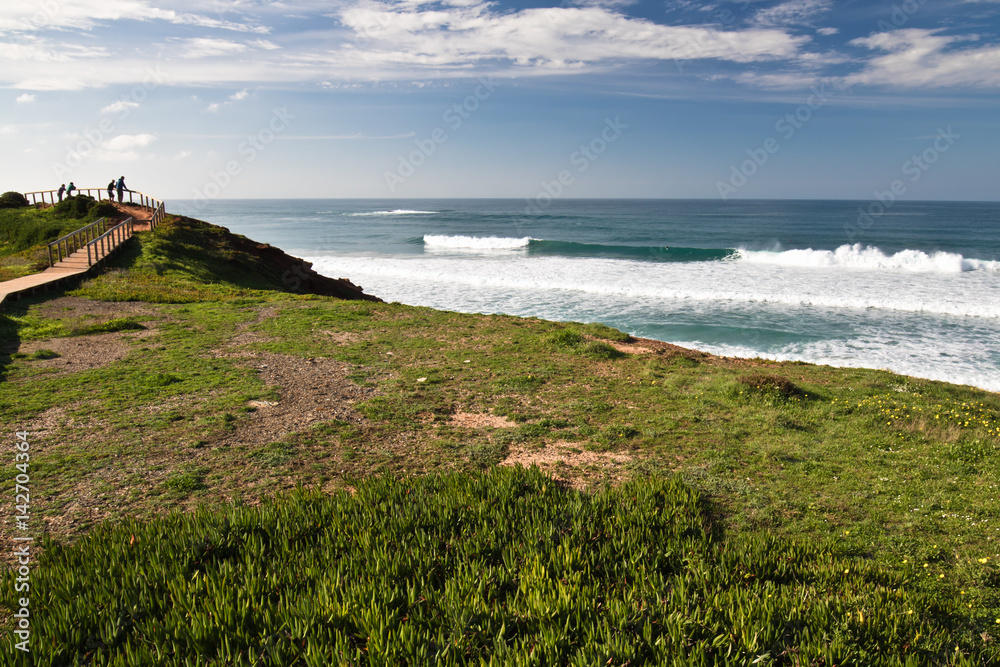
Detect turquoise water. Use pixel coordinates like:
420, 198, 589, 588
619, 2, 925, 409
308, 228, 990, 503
170, 199, 1000, 392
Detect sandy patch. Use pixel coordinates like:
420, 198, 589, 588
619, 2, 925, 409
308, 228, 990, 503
501, 440, 632, 489
322, 330, 361, 345
448, 412, 517, 428
609, 336, 711, 359
608, 341, 654, 354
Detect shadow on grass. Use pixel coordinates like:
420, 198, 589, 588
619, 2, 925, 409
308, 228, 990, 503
0, 298, 29, 382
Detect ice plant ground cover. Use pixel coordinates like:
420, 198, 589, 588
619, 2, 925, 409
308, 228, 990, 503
0, 213, 998, 663
3, 467, 996, 665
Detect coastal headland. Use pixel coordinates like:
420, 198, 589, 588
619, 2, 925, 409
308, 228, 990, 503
1, 208, 998, 664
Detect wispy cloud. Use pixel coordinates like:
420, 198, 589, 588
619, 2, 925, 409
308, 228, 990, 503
206, 88, 252, 112
101, 100, 139, 115
16, 93, 35, 103
96, 132, 157, 161
2, 0, 1000, 97
846, 29, 1000, 88
0, 1, 267, 34
334, 1, 808, 70
176, 37, 250, 59
752, 0, 832, 28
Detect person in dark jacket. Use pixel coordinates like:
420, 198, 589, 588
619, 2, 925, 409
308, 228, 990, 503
107, 180, 115, 201
116, 176, 127, 203
58, 184, 66, 202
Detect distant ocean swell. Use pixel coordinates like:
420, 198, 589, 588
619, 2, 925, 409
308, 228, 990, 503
421, 235, 734, 262
421, 235, 999, 273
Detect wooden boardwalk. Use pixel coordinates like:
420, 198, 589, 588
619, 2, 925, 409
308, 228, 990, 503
0, 190, 165, 310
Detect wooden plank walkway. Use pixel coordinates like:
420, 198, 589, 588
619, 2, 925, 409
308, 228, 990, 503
0, 191, 166, 310
0, 223, 132, 309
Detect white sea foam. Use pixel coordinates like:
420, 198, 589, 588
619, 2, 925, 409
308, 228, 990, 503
307, 251, 1000, 392
314, 254, 1000, 320
345, 210, 437, 217
737, 244, 1000, 273
686, 339, 1000, 393
423, 235, 531, 250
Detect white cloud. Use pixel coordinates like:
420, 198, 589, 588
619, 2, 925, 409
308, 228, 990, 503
250, 39, 281, 51
0, 39, 108, 63
817, 27, 838, 36
96, 132, 156, 161
176, 37, 249, 59
0, 125, 17, 134
206, 88, 250, 112
335, 2, 808, 71
0, 1, 267, 35
101, 100, 139, 115
753, 0, 831, 28
845, 29, 1000, 88
16, 93, 35, 103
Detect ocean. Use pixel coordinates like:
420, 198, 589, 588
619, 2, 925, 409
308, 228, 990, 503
168, 199, 1000, 393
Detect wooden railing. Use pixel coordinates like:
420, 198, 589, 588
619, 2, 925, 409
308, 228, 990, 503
86, 218, 134, 266
150, 200, 165, 229
38, 188, 167, 265
47, 218, 113, 267
23, 188, 164, 211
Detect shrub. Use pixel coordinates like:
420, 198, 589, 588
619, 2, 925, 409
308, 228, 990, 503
733, 373, 805, 403
545, 328, 584, 348
577, 340, 625, 360
0, 191, 29, 208
89, 201, 120, 219
53, 194, 96, 219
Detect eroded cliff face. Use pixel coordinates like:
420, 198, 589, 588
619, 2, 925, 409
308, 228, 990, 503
154, 215, 382, 302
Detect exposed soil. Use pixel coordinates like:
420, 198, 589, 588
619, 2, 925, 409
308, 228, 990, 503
448, 412, 516, 428
7, 297, 163, 374
501, 440, 632, 490
221, 351, 373, 447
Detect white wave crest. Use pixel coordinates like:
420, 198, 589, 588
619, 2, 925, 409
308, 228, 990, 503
423, 234, 531, 249
736, 244, 1000, 273
346, 210, 437, 217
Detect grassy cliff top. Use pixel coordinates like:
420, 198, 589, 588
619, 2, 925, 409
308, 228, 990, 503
1, 213, 998, 663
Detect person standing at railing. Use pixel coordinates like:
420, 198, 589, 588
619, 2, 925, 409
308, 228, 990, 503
58, 184, 66, 202
116, 176, 128, 203
107, 180, 115, 201
66, 182, 77, 197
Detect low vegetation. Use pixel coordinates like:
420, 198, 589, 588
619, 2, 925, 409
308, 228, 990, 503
1, 212, 997, 664
5, 468, 991, 665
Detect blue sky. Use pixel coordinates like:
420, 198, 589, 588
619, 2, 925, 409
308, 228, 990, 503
2, 0, 999, 201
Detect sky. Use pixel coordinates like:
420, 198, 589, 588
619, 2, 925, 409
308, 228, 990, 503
1, 0, 999, 201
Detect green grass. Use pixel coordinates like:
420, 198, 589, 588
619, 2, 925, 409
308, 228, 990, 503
1, 212, 998, 664
3, 467, 995, 666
